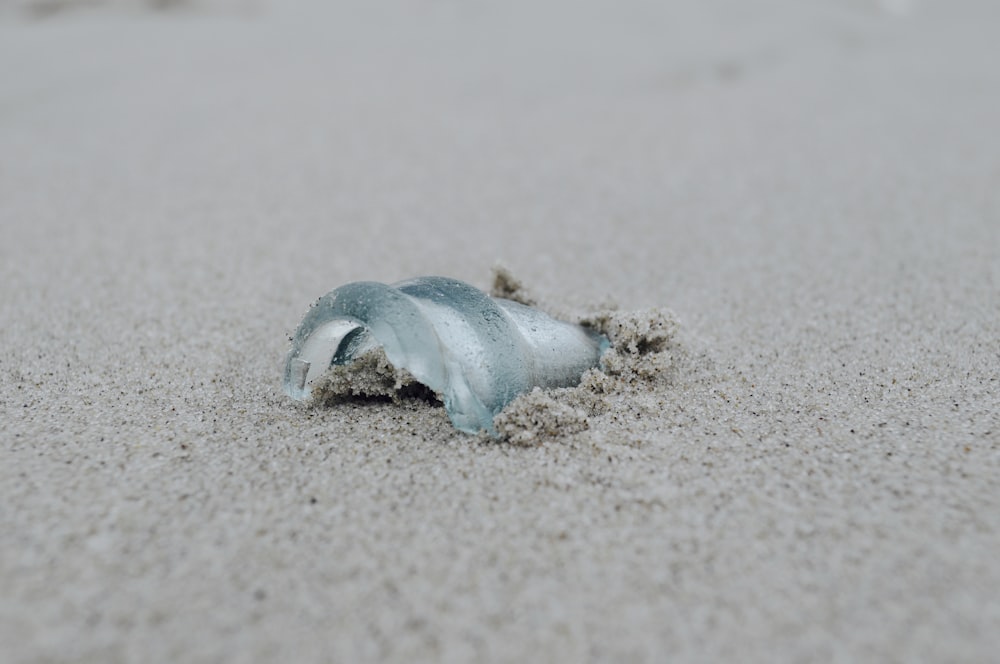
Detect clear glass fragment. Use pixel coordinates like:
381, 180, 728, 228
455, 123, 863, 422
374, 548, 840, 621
283, 277, 609, 436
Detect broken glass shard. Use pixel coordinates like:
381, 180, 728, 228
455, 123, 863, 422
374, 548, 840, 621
283, 276, 609, 436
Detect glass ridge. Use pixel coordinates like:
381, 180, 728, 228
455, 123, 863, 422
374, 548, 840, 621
283, 276, 609, 435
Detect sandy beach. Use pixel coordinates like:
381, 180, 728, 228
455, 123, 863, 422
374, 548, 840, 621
2, 0, 999, 661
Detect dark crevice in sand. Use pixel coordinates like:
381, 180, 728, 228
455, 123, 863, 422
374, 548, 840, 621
308, 348, 442, 408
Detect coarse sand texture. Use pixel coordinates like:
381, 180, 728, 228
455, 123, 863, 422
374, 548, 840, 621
2, 1, 999, 662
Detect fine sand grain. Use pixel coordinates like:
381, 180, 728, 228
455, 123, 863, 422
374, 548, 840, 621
2, 1, 999, 662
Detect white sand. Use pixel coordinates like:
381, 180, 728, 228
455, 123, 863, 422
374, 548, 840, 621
2, 0, 999, 661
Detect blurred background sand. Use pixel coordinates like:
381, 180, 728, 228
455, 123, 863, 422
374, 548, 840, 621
2, 1, 998, 661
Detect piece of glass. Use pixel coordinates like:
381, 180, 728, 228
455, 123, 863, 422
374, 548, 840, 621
283, 276, 609, 436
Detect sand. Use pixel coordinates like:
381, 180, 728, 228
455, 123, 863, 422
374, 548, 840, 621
2, 0, 999, 661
